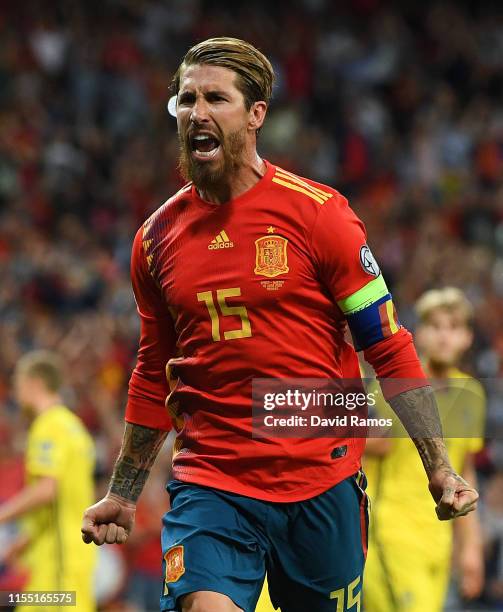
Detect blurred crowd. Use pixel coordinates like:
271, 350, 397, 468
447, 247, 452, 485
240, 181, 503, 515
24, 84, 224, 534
0, 0, 502, 609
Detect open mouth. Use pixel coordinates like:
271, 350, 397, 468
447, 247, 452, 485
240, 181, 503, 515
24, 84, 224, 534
190, 133, 221, 159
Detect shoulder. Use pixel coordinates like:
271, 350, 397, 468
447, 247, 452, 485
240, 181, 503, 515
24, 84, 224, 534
270, 164, 361, 232
144, 182, 192, 230
28, 409, 62, 446
270, 164, 345, 207
132, 183, 192, 272
32, 406, 85, 438
140, 183, 192, 241
449, 369, 485, 396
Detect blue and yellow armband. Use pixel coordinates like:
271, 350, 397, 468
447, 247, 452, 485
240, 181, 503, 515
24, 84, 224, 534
337, 276, 401, 351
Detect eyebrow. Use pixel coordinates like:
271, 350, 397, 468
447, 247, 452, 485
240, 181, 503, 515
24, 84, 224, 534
179, 89, 230, 98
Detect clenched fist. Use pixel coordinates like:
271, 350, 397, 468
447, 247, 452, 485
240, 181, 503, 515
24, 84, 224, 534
428, 468, 479, 521
81, 494, 136, 545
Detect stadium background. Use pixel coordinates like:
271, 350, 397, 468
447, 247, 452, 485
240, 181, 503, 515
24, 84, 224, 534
0, 0, 502, 609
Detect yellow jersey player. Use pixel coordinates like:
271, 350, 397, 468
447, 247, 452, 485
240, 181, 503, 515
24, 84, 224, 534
364, 287, 485, 612
0, 351, 96, 612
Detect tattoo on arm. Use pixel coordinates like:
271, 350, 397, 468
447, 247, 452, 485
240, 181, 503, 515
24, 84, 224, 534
109, 423, 168, 503
388, 386, 451, 478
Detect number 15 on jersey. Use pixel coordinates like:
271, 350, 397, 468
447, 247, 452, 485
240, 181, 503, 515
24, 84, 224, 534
197, 288, 252, 342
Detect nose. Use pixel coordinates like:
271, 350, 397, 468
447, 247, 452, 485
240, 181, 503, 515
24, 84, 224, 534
190, 95, 210, 125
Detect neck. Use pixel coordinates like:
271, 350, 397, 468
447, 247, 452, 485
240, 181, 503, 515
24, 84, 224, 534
33, 393, 61, 415
424, 360, 452, 379
197, 151, 266, 204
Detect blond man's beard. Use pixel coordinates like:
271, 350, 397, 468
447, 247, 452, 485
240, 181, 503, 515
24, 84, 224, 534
178, 128, 247, 191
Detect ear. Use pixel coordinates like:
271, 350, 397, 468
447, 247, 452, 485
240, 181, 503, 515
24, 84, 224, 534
248, 101, 267, 133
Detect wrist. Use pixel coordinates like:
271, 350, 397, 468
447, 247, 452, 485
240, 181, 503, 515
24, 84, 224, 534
105, 490, 137, 509
419, 439, 452, 479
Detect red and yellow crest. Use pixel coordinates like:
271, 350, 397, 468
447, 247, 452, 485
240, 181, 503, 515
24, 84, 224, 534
254, 235, 289, 278
164, 545, 185, 583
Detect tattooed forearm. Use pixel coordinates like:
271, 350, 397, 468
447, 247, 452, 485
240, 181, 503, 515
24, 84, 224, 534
108, 423, 168, 503
109, 457, 150, 501
388, 386, 451, 478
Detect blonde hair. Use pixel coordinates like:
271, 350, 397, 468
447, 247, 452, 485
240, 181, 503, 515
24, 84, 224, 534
15, 350, 63, 392
172, 37, 275, 110
415, 287, 474, 325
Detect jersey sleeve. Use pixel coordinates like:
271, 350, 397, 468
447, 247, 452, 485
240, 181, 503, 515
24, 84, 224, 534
26, 419, 66, 479
125, 227, 175, 431
310, 194, 427, 398
310, 194, 401, 349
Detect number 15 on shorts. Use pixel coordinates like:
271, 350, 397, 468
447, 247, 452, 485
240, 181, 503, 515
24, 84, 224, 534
330, 575, 361, 611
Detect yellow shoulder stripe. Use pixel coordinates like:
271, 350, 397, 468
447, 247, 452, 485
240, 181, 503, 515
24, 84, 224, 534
272, 176, 327, 205
275, 168, 333, 200
143, 218, 153, 235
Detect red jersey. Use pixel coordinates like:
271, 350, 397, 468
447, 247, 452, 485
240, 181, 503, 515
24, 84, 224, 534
126, 161, 420, 501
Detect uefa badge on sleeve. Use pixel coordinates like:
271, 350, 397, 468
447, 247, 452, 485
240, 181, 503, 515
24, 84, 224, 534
359, 245, 380, 277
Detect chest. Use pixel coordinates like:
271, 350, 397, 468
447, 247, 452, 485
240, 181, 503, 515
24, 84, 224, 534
154, 202, 322, 317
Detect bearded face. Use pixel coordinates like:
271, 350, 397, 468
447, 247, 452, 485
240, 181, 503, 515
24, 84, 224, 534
175, 64, 253, 192
178, 126, 247, 190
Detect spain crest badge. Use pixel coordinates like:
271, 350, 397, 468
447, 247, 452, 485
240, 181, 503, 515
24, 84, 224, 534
164, 545, 185, 583
254, 234, 289, 278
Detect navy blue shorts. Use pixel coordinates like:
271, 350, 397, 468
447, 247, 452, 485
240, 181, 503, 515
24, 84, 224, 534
160, 473, 369, 612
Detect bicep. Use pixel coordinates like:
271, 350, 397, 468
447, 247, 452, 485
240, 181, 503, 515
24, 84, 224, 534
130, 227, 177, 386
311, 197, 401, 351
126, 228, 175, 429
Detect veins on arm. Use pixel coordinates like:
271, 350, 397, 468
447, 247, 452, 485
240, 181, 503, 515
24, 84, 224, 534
108, 423, 168, 503
388, 386, 451, 478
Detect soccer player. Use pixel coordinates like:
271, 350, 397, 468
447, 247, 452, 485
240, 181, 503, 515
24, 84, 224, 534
0, 351, 96, 611
363, 288, 485, 612
81, 38, 478, 612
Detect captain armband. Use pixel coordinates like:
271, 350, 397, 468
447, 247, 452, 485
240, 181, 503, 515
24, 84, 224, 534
337, 276, 401, 351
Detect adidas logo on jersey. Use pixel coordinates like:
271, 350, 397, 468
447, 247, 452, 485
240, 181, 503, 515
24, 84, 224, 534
208, 230, 234, 250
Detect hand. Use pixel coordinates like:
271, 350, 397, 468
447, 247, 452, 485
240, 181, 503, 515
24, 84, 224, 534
0, 533, 30, 566
459, 544, 484, 599
81, 494, 136, 545
428, 468, 478, 521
